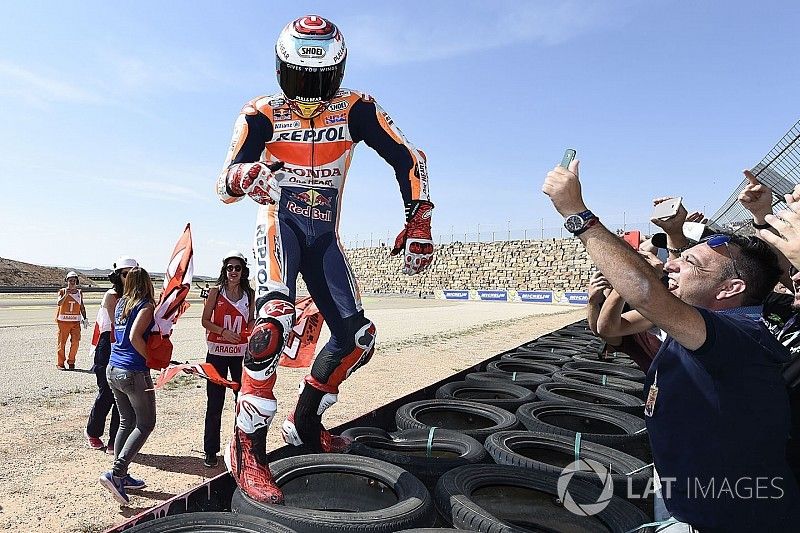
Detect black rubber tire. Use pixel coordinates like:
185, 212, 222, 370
395, 530, 462, 532
563, 361, 647, 382
501, 350, 573, 366
572, 353, 638, 368
553, 370, 645, 399
395, 399, 519, 444
435, 380, 536, 412
341, 427, 486, 489
534, 381, 645, 417
515, 401, 650, 461
124, 512, 297, 532
464, 371, 550, 393
434, 464, 652, 532
231, 454, 435, 532
485, 359, 560, 377
518, 342, 583, 357
483, 431, 652, 500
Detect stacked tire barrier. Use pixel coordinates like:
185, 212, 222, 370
337, 319, 655, 532
112, 320, 655, 533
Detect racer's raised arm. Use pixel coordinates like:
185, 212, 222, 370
349, 96, 434, 274
215, 102, 276, 205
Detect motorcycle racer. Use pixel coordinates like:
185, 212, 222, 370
216, 14, 434, 504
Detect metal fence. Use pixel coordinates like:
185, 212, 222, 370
341, 219, 658, 249
709, 119, 800, 233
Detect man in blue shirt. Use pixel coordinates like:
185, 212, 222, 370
542, 160, 800, 531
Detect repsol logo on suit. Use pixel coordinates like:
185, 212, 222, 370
276, 126, 346, 143
255, 224, 269, 295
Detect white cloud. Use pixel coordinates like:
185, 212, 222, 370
0, 60, 107, 106
95, 177, 207, 203
339, 0, 632, 65
95, 48, 231, 94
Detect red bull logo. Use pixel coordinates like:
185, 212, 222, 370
293, 189, 333, 209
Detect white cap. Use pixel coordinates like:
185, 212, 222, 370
113, 256, 139, 271
682, 222, 708, 243
223, 250, 247, 264
65, 271, 79, 280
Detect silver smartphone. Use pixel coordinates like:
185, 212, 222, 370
651, 197, 683, 220
560, 149, 576, 168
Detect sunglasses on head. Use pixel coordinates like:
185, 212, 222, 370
226, 264, 242, 272
702, 234, 741, 280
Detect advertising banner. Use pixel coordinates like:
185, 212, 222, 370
443, 290, 470, 300
518, 290, 554, 303
477, 290, 508, 301
564, 291, 590, 305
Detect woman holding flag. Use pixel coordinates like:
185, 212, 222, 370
85, 256, 138, 452
99, 267, 156, 505
200, 251, 254, 468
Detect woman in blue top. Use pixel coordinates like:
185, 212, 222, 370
98, 267, 155, 505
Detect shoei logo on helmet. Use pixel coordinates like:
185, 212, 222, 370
299, 46, 325, 58
294, 15, 333, 36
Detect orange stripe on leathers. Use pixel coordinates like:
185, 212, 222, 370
267, 203, 281, 283
268, 140, 352, 167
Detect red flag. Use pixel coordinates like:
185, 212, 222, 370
279, 296, 324, 368
154, 362, 240, 392
88, 306, 114, 359
147, 224, 194, 370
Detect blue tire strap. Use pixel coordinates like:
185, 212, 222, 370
602, 374, 607, 386
426, 426, 437, 457
574, 432, 582, 462
625, 518, 679, 532
512, 371, 517, 381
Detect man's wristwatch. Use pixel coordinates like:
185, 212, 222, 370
564, 210, 599, 236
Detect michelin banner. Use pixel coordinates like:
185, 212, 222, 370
442, 290, 470, 300
564, 291, 590, 305
477, 290, 508, 301
517, 290, 554, 303
437, 289, 587, 305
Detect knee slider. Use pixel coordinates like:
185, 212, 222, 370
247, 293, 295, 368
348, 314, 376, 374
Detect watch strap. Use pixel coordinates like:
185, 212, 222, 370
752, 219, 771, 230
573, 216, 599, 236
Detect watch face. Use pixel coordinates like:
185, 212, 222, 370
565, 215, 582, 232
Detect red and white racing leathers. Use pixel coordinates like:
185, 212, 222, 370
217, 88, 432, 503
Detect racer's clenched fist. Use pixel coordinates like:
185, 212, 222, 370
392, 200, 434, 275
226, 161, 284, 205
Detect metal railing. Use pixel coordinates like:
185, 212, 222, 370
341, 220, 657, 249
709, 119, 800, 233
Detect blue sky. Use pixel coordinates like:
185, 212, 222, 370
0, 0, 797, 275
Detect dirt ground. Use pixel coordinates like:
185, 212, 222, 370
0, 294, 585, 532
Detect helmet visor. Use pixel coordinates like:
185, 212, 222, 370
278, 58, 345, 102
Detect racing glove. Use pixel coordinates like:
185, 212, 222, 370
391, 200, 434, 275
227, 161, 284, 205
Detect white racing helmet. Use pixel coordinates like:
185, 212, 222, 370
113, 256, 139, 272
276, 14, 346, 118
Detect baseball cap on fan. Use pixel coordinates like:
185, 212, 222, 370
651, 222, 714, 250
113, 256, 139, 271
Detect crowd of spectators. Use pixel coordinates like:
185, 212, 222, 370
543, 162, 800, 531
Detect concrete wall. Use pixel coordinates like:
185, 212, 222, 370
296, 239, 593, 295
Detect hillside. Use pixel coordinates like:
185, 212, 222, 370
0, 257, 94, 288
